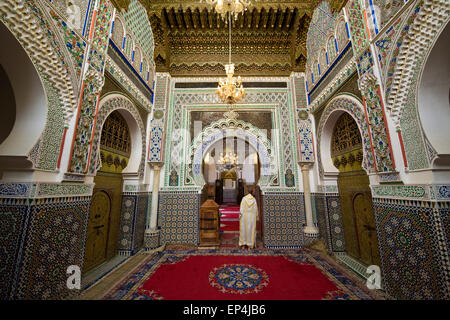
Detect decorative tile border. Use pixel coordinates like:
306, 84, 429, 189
37, 183, 93, 197
117, 193, 150, 255
335, 253, 372, 282
434, 185, 450, 200
378, 172, 402, 183
371, 185, 430, 200
325, 195, 346, 252
0, 183, 93, 198
123, 183, 149, 193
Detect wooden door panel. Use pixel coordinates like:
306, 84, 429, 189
83, 190, 111, 272
338, 171, 381, 267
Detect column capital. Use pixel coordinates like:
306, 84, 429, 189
298, 162, 313, 170
149, 162, 164, 170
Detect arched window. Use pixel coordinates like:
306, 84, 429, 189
327, 36, 337, 62
331, 112, 363, 172
142, 58, 148, 76
133, 46, 142, 71
313, 60, 320, 81
320, 49, 328, 72
124, 34, 134, 60
336, 19, 349, 52
306, 67, 313, 87
100, 111, 131, 156
111, 16, 124, 47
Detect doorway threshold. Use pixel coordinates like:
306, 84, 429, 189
334, 252, 370, 281
334, 252, 385, 291
82, 255, 129, 290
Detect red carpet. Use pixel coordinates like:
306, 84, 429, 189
136, 254, 341, 300
219, 204, 263, 248
220, 221, 240, 232
220, 205, 240, 233
103, 249, 384, 300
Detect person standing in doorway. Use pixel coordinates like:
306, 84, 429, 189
239, 190, 259, 250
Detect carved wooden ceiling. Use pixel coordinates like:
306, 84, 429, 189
145, 0, 317, 76
112, 1, 344, 76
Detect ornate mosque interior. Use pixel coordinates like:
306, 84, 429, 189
0, 0, 449, 302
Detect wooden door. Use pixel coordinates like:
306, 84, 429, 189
83, 190, 111, 272
353, 193, 380, 266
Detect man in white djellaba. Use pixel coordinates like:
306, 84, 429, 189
239, 190, 259, 250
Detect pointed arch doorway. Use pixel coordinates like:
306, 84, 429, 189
83, 111, 132, 272
331, 112, 380, 266
192, 119, 272, 248
202, 137, 261, 205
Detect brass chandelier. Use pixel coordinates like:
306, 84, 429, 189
217, 152, 242, 171
216, 11, 245, 104
202, 0, 254, 20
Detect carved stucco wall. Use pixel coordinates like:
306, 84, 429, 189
162, 80, 300, 192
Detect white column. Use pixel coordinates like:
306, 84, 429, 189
300, 162, 319, 236
146, 162, 163, 231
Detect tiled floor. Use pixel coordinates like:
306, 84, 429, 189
80, 252, 150, 300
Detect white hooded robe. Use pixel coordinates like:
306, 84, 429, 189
239, 194, 259, 248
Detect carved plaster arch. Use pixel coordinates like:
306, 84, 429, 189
417, 22, 450, 166
89, 93, 146, 178
317, 94, 375, 177
189, 118, 277, 188
385, 0, 450, 128
0, 21, 48, 168
0, 0, 77, 126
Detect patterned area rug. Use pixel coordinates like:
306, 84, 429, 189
101, 249, 384, 300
